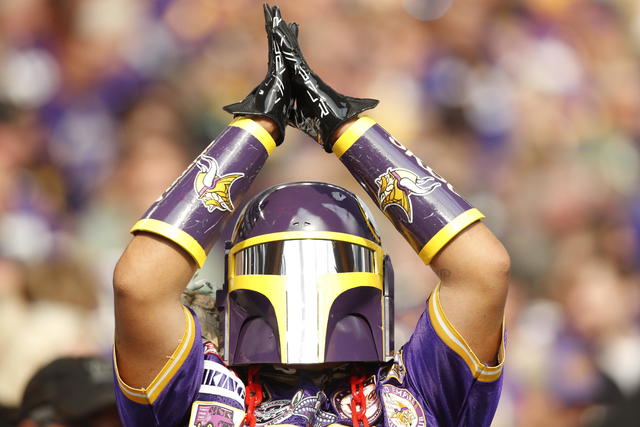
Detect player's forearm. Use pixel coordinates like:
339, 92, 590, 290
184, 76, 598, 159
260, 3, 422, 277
113, 117, 279, 387
332, 118, 509, 362
331, 118, 510, 298
333, 118, 509, 270
332, 118, 483, 264
114, 116, 278, 299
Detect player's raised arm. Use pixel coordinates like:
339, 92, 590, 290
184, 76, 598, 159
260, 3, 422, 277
273, 18, 509, 365
329, 119, 509, 365
112, 5, 292, 391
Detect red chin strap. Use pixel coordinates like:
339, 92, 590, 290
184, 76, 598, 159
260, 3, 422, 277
243, 366, 262, 427
349, 376, 370, 427
243, 369, 370, 427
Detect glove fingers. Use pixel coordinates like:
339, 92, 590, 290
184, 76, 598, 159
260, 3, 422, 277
269, 7, 294, 43
222, 5, 292, 145
273, 18, 306, 67
346, 97, 380, 113
264, 5, 282, 70
272, 5, 282, 23
289, 22, 299, 40
263, 3, 273, 26
222, 100, 252, 116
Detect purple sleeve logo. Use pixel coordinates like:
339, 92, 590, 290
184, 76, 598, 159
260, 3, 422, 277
193, 155, 244, 213
381, 384, 427, 427
375, 168, 440, 223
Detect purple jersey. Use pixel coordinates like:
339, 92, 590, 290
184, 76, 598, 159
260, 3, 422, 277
114, 285, 504, 426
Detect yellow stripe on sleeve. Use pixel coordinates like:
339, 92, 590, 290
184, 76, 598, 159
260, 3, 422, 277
131, 218, 207, 268
332, 117, 376, 158
428, 284, 504, 382
418, 208, 485, 264
114, 306, 197, 404
230, 118, 277, 154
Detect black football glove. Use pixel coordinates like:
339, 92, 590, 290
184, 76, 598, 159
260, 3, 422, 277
223, 5, 294, 145
270, 13, 379, 152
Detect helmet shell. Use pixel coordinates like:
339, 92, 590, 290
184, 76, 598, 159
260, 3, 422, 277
231, 181, 381, 245
224, 181, 392, 365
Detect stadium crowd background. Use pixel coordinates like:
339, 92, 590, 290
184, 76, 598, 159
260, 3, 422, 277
1, 0, 640, 425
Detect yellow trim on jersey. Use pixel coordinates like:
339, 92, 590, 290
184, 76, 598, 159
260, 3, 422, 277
418, 208, 485, 265
131, 218, 207, 268
332, 116, 377, 158
428, 284, 504, 382
230, 117, 277, 155
114, 306, 197, 404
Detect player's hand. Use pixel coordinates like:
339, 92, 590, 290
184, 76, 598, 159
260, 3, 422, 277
270, 12, 379, 152
223, 4, 293, 145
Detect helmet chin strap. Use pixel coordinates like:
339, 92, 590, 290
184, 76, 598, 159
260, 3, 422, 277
242, 366, 373, 427
349, 375, 371, 427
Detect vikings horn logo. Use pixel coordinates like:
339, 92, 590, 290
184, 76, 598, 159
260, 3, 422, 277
193, 155, 244, 213
375, 168, 440, 223
391, 404, 417, 426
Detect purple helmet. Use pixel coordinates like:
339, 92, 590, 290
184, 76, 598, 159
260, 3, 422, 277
221, 181, 394, 365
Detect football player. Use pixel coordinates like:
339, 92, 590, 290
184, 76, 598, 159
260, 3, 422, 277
112, 5, 509, 427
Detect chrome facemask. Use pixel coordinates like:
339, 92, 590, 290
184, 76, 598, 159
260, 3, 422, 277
225, 232, 386, 365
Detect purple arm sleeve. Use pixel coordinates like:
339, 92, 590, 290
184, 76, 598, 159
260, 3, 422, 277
333, 117, 484, 264
131, 118, 277, 268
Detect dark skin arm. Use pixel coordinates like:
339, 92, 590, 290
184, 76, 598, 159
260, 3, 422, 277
431, 224, 509, 364
113, 117, 278, 388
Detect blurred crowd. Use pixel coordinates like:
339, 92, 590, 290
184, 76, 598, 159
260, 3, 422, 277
1, 0, 640, 425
